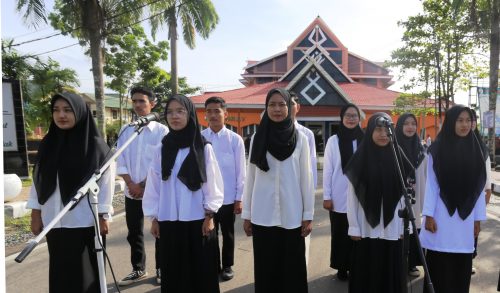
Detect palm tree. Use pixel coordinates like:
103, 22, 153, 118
15, 0, 144, 136
149, 0, 219, 95
453, 0, 500, 161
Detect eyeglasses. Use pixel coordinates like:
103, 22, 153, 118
344, 114, 359, 120
166, 109, 188, 117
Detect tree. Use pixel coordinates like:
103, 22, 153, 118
104, 24, 169, 123
148, 0, 219, 95
16, 0, 147, 137
452, 0, 500, 160
2, 43, 79, 135
388, 0, 479, 124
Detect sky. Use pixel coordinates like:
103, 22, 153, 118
1, 0, 473, 104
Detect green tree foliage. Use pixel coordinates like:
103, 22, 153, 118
148, 0, 219, 95
388, 0, 479, 112
392, 92, 436, 116
2, 42, 79, 135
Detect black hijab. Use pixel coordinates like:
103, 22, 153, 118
428, 105, 486, 220
250, 88, 297, 172
338, 104, 364, 172
161, 94, 208, 191
395, 113, 425, 180
33, 92, 110, 205
345, 112, 403, 228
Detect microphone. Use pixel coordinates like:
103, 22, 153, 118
129, 112, 161, 127
375, 116, 393, 127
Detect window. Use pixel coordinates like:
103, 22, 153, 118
226, 124, 237, 133
243, 124, 258, 138
112, 110, 118, 120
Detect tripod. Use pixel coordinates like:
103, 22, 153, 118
385, 124, 435, 293
15, 124, 147, 293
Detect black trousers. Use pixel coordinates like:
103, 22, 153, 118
424, 250, 472, 293
329, 211, 352, 271
46, 226, 105, 293
408, 228, 423, 267
159, 220, 220, 293
349, 238, 403, 293
252, 224, 308, 293
214, 203, 235, 270
125, 197, 160, 271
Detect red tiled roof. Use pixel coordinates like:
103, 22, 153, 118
190, 81, 400, 108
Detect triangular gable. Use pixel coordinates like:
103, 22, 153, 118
280, 44, 352, 83
285, 57, 354, 107
289, 16, 347, 50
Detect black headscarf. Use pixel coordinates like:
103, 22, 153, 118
250, 88, 297, 172
338, 104, 364, 172
470, 110, 489, 161
344, 112, 403, 228
395, 113, 425, 180
161, 94, 208, 191
428, 105, 486, 220
33, 92, 110, 205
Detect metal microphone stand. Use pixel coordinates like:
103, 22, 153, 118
385, 124, 435, 293
15, 124, 146, 293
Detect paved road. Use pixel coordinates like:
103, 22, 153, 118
6, 174, 500, 293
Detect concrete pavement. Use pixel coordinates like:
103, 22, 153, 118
6, 174, 500, 293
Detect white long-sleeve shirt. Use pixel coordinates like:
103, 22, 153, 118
202, 126, 246, 205
419, 155, 487, 253
27, 165, 115, 228
323, 135, 358, 213
347, 182, 406, 241
142, 144, 224, 221
295, 122, 317, 188
116, 121, 169, 200
241, 132, 315, 229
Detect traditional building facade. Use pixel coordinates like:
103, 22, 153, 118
191, 16, 438, 151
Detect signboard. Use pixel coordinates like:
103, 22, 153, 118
477, 87, 500, 135
3, 82, 19, 151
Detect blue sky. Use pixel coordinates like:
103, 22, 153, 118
4, 0, 470, 101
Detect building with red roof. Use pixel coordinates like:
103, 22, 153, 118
191, 16, 439, 150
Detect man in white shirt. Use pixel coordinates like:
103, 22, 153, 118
116, 87, 169, 286
290, 91, 317, 266
202, 96, 246, 281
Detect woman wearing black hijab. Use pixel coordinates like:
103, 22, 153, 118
345, 112, 405, 293
142, 94, 223, 293
323, 104, 364, 280
27, 92, 114, 293
395, 113, 427, 277
241, 88, 314, 293
420, 105, 487, 293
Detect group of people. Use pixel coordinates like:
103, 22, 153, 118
28, 86, 493, 293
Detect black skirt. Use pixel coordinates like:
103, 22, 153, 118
424, 249, 472, 293
46, 226, 103, 293
252, 224, 308, 293
349, 238, 403, 293
329, 211, 353, 271
408, 229, 423, 267
159, 220, 220, 293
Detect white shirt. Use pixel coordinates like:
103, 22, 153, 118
202, 126, 246, 204
419, 155, 487, 253
295, 122, 317, 188
323, 135, 357, 213
142, 144, 224, 221
27, 166, 115, 228
485, 156, 491, 190
347, 182, 406, 240
116, 121, 169, 200
241, 132, 315, 229
411, 154, 428, 229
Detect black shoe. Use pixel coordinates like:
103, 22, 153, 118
221, 267, 234, 281
156, 268, 161, 284
118, 270, 148, 286
337, 270, 349, 281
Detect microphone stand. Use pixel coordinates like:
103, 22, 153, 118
385, 124, 435, 293
15, 125, 146, 293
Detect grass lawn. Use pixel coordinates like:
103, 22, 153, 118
4, 214, 31, 234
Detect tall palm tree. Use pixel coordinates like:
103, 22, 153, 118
149, 0, 219, 95
453, 0, 500, 161
15, 0, 144, 136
